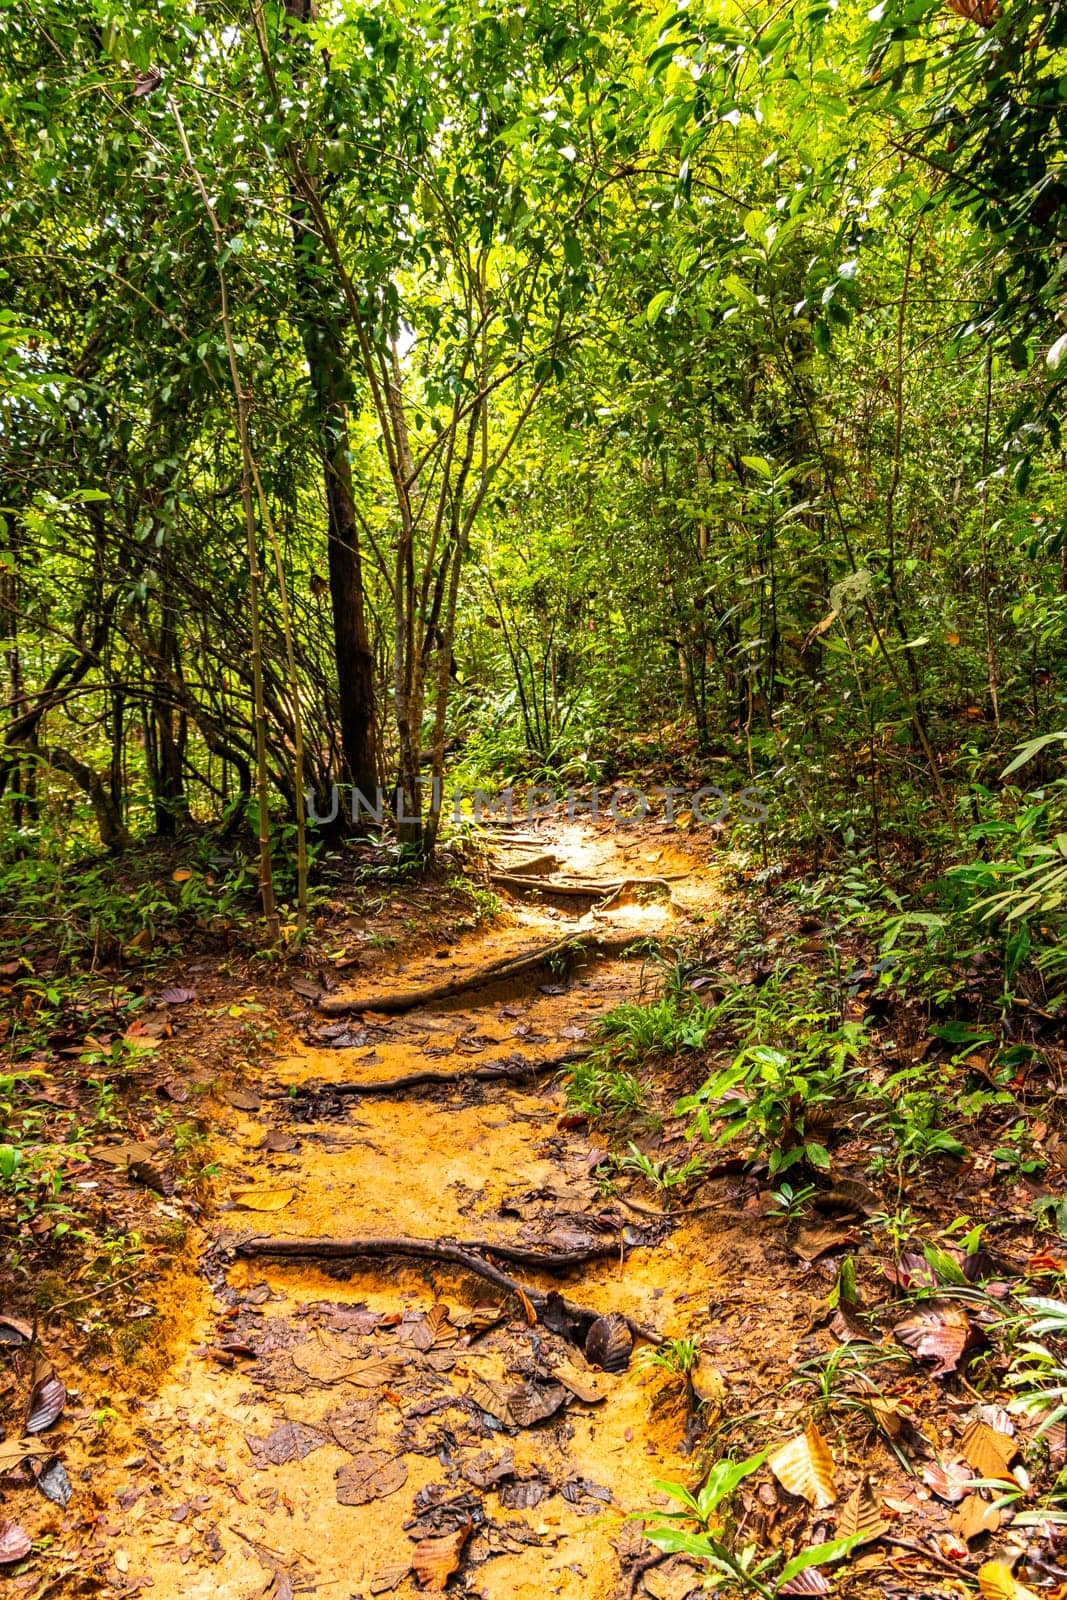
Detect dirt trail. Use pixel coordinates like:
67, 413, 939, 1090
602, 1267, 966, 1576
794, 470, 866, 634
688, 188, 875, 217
56, 824, 753, 1600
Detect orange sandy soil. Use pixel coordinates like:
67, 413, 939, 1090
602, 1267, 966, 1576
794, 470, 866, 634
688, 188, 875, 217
1, 819, 1062, 1600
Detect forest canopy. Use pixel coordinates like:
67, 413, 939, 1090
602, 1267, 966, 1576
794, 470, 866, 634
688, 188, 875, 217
1, 0, 1066, 907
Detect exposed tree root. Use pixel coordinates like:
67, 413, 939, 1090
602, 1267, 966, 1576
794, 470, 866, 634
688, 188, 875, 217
231, 1232, 662, 1343
317, 930, 658, 1017
290, 1046, 592, 1099
490, 873, 676, 901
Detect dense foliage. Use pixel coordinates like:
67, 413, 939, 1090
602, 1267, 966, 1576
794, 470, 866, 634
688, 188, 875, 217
2, 0, 1066, 915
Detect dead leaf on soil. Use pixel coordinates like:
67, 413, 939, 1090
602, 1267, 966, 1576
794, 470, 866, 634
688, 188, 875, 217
463, 1449, 515, 1489
159, 986, 196, 1005
950, 1494, 1002, 1542
289, 1344, 365, 1385
0, 1521, 31, 1564
26, 1361, 65, 1433
410, 1303, 455, 1352
922, 1459, 974, 1503
335, 1452, 408, 1506
466, 1376, 514, 1426
411, 1523, 472, 1591
0, 1313, 32, 1346
837, 1478, 887, 1546
977, 1561, 1042, 1600
506, 1380, 567, 1427
768, 1420, 837, 1509
894, 1299, 973, 1376
369, 1565, 411, 1595
793, 1223, 858, 1262
584, 1311, 632, 1372
960, 1420, 1018, 1483
348, 1356, 405, 1388
778, 1565, 831, 1595
0, 1439, 49, 1473
231, 1186, 295, 1211
551, 1355, 612, 1404
223, 1088, 263, 1111
246, 1421, 325, 1466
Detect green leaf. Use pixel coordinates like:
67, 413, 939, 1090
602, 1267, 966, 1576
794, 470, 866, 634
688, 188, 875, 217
696, 1449, 768, 1520
646, 289, 673, 324
776, 1533, 862, 1589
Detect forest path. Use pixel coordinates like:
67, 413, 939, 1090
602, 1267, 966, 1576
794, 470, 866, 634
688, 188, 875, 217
77, 822, 742, 1600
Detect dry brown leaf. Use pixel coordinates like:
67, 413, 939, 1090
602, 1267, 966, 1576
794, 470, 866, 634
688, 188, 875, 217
550, 1356, 611, 1404
894, 1300, 973, 1377
506, 1380, 566, 1427
585, 1312, 632, 1372
950, 1495, 1002, 1542
978, 1561, 1042, 1600
0, 1521, 31, 1565
230, 1186, 295, 1211
960, 1420, 1018, 1483
335, 1452, 408, 1506
768, 1420, 837, 1509
348, 1357, 405, 1389
837, 1478, 887, 1546
26, 1360, 65, 1433
411, 1524, 471, 1591
922, 1459, 973, 1503
466, 1376, 514, 1426
290, 1344, 360, 1384
369, 1565, 411, 1595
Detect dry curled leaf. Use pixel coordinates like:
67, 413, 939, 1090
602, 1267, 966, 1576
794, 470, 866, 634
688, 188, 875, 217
894, 1300, 973, 1377
335, 1452, 408, 1506
411, 1523, 472, 1591
26, 1362, 65, 1434
768, 1420, 837, 1509
584, 1312, 632, 1372
0, 1313, 32, 1346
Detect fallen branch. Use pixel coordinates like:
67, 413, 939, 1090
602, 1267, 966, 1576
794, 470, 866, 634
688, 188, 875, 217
292, 1046, 592, 1099
231, 1232, 662, 1344
318, 930, 654, 1017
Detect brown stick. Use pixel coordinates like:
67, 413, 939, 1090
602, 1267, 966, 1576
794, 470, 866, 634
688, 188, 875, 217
231, 1233, 662, 1344
318, 931, 655, 1017
292, 1046, 592, 1099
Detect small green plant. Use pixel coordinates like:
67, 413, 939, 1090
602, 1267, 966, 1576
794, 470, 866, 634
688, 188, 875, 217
565, 1055, 651, 1123
638, 1452, 861, 1597
616, 1143, 708, 1196
638, 1337, 699, 1378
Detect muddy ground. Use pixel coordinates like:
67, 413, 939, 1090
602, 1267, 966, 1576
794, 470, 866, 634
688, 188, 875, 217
1, 818, 1064, 1599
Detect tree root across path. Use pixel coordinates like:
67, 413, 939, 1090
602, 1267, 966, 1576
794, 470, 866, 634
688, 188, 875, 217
231, 1233, 663, 1344
489, 873, 677, 901
318, 930, 660, 1018
284, 1046, 592, 1100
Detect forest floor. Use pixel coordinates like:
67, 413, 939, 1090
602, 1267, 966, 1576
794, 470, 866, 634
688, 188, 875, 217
1, 817, 1065, 1600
